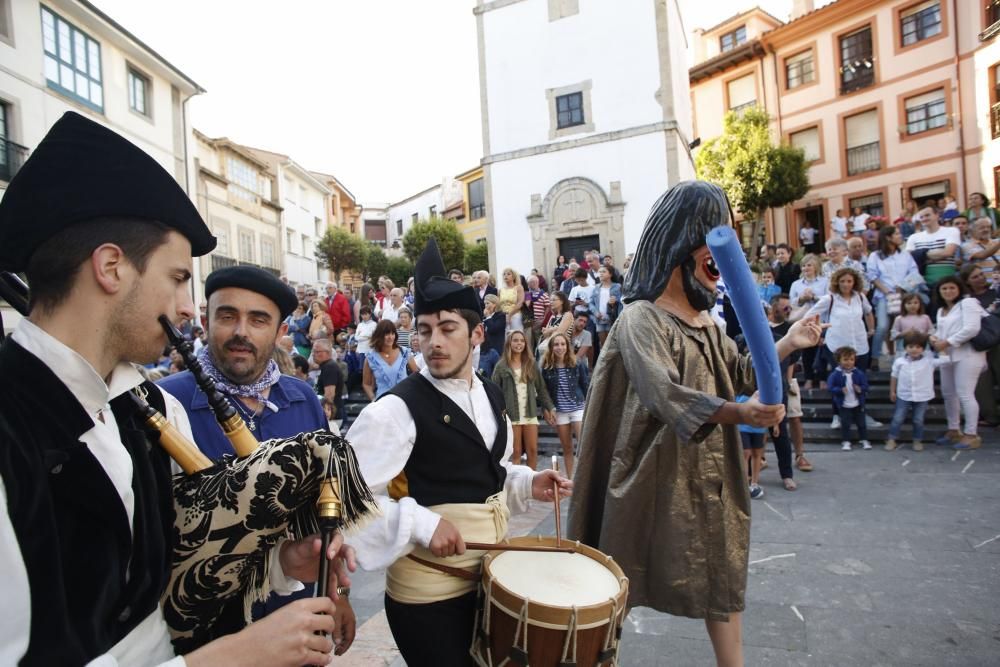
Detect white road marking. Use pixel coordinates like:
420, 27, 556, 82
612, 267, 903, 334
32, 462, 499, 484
749, 552, 796, 565
791, 605, 805, 623
951, 451, 961, 462
901, 459, 910, 467
974, 534, 1000, 549
763, 501, 789, 520
961, 460, 975, 474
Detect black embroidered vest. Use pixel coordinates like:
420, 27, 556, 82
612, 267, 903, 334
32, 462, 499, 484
0, 339, 174, 665
385, 373, 508, 507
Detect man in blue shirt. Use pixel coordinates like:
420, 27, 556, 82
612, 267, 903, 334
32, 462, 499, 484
158, 265, 356, 654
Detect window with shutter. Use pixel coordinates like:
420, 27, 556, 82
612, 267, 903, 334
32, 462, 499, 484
790, 127, 821, 162
845, 110, 880, 175
727, 75, 756, 113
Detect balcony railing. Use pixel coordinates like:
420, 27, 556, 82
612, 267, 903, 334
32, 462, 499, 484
992, 103, 1000, 139
0, 139, 30, 183
729, 101, 757, 116
981, 2, 1000, 41
839, 63, 875, 95
469, 204, 486, 220
846, 142, 880, 176
211, 255, 238, 271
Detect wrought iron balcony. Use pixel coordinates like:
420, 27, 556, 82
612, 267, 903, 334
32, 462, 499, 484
992, 103, 1000, 139
0, 139, 30, 183
981, 2, 1000, 41
839, 62, 874, 95
846, 142, 880, 176
210, 255, 238, 271
729, 101, 757, 116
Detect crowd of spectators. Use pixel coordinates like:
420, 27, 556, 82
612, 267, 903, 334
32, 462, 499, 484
740, 194, 999, 454
146, 195, 997, 496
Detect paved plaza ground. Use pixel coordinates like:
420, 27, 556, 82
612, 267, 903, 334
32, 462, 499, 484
337, 435, 1000, 666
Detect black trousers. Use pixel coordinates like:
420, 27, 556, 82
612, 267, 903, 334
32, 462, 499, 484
384, 591, 477, 666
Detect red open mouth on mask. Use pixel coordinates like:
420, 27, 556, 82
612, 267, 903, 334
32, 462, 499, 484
702, 255, 720, 280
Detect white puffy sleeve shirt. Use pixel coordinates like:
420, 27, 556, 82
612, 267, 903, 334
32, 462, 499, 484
344, 367, 533, 571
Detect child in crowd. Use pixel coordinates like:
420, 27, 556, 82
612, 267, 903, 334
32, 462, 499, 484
541, 333, 589, 477
321, 397, 341, 436
355, 306, 376, 354
890, 293, 935, 356
828, 346, 871, 451
943, 195, 959, 213
736, 394, 766, 499
886, 333, 945, 452
758, 268, 781, 311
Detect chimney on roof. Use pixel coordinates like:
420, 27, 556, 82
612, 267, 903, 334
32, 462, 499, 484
692, 28, 707, 65
791, 0, 814, 20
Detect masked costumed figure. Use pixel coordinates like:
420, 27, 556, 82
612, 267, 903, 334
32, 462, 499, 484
567, 181, 822, 667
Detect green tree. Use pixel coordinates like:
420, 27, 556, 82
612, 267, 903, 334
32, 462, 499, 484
315, 226, 368, 278
401, 217, 466, 272
695, 106, 809, 258
386, 256, 415, 288
463, 241, 489, 275
363, 244, 389, 283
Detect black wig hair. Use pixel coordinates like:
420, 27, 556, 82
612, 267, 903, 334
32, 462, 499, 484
623, 180, 734, 303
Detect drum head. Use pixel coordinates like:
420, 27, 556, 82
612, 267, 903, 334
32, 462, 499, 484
489, 550, 620, 607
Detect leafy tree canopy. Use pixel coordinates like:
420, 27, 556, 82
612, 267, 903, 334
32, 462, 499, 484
401, 217, 466, 272
463, 241, 489, 275
695, 106, 809, 253
386, 256, 414, 288
316, 226, 368, 278
364, 244, 389, 283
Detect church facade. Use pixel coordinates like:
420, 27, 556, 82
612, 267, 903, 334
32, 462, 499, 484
475, 0, 694, 277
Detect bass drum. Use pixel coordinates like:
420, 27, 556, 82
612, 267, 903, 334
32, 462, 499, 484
471, 536, 629, 666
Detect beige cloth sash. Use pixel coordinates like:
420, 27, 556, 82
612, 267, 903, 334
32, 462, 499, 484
386, 491, 509, 604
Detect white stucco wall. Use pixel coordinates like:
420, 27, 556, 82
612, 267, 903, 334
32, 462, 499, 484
489, 131, 671, 274
481, 0, 663, 155
277, 165, 329, 287
387, 185, 442, 247
0, 0, 194, 193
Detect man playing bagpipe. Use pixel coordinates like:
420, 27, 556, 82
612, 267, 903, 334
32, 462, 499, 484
0, 112, 363, 666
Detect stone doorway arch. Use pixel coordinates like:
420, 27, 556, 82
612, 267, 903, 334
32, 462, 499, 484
526, 177, 626, 282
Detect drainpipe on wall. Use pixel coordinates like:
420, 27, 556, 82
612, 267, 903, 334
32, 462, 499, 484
952, 0, 969, 200
181, 90, 203, 305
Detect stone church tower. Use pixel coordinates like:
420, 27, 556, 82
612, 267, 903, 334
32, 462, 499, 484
474, 0, 695, 275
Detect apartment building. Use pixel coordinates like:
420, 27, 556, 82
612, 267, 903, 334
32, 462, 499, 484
691, 0, 995, 249
190, 131, 282, 301
0, 0, 202, 332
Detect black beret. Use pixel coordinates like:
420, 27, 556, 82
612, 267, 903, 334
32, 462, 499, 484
205, 265, 298, 320
413, 237, 482, 317
0, 111, 215, 272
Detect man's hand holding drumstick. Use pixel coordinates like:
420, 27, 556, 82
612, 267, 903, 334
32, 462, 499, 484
427, 470, 573, 558
531, 468, 573, 502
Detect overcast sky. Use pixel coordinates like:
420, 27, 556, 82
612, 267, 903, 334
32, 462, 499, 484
91, 1, 826, 204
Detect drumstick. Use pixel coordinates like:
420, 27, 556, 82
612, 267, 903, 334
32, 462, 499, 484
552, 455, 562, 548
465, 542, 575, 553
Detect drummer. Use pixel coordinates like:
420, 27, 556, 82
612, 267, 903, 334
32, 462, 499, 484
346, 238, 572, 666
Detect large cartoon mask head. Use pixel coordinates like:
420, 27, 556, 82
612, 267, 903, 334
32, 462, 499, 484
623, 181, 733, 307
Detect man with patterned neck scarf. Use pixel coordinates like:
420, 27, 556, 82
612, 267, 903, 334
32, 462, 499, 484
157, 265, 357, 654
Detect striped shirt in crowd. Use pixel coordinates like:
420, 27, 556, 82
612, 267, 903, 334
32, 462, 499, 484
396, 328, 412, 350
528, 289, 549, 324
554, 367, 583, 413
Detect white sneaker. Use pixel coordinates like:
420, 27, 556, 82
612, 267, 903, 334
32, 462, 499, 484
865, 415, 882, 427
831, 415, 841, 429
841, 441, 852, 451
861, 440, 872, 450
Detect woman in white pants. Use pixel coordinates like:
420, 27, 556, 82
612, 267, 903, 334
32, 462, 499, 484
930, 276, 986, 449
